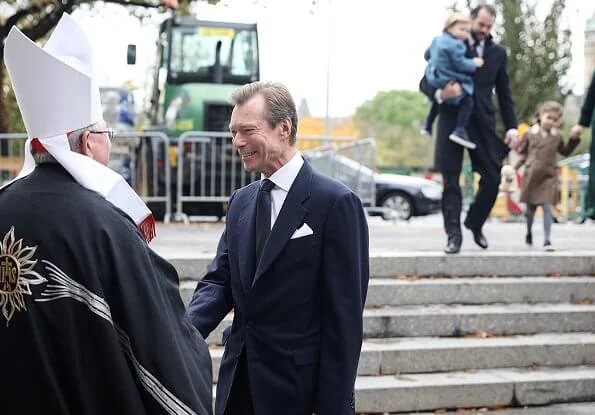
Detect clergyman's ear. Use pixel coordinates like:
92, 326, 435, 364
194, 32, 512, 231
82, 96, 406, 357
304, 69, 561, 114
78, 130, 92, 156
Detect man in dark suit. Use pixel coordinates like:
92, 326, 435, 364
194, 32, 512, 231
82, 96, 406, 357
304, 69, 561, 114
187, 81, 370, 415
421, 4, 519, 254
570, 70, 595, 221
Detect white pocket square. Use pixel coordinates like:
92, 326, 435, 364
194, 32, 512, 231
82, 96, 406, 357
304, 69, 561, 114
290, 223, 314, 239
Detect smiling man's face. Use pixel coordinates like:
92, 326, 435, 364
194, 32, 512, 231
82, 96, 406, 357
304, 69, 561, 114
229, 93, 290, 177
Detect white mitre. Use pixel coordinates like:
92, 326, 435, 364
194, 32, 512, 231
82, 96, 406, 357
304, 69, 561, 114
2, 13, 155, 242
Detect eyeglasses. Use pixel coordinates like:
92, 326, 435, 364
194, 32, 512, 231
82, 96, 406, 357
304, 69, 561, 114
88, 128, 114, 141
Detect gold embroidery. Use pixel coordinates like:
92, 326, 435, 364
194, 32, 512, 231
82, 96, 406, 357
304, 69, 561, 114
0, 255, 20, 293
0, 227, 46, 324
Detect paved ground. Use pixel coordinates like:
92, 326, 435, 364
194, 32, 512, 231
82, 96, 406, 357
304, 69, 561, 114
150, 213, 595, 258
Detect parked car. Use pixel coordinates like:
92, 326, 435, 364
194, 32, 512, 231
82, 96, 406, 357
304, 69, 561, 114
373, 172, 442, 220
303, 152, 442, 220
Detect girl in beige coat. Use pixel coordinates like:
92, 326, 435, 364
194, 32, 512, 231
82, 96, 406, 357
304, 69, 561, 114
515, 101, 580, 250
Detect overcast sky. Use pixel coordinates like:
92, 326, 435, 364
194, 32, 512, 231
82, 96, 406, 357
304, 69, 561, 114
71, 0, 595, 117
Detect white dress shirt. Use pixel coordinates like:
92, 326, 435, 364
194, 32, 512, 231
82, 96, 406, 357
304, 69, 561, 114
261, 151, 304, 229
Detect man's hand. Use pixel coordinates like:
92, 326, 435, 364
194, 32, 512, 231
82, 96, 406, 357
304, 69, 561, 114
441, 82, 463, 100
473, 57, 484, 68
504, 129, 520, 150
570, 124, 583, 138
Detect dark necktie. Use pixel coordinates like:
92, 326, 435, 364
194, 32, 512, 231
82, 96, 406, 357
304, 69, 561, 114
474, 42, 481, 57
466, 40, 476, 58
255, 178, 275, 268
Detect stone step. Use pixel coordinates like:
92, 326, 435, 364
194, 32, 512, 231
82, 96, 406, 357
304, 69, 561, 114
208, 333, 595, 383
203, 303, 595, 345
363, 303, 595, 338
354, 365, 595, 413
180, 277, 595, 307
405, 402, 595, 415
366, 276, 595, 307
169, 252, 595, 280
359, 333, 595, 376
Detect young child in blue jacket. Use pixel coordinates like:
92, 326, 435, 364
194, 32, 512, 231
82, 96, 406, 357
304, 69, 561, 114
422, 12, 484, 149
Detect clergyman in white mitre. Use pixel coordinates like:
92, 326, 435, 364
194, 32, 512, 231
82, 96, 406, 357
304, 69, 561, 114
3, 13, 155, 242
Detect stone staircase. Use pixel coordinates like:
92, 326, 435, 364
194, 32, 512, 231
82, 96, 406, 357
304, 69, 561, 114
177, 254, 595, 414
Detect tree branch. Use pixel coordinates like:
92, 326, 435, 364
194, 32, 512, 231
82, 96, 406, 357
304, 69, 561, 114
101, 0, 163, 8
0, 3, 41, 44
21, 0, 75, 42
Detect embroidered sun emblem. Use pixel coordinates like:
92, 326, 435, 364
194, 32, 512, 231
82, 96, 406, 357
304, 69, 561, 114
0, 227, 46, 325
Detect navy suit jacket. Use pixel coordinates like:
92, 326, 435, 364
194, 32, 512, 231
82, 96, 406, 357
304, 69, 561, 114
187, 160, 370, 415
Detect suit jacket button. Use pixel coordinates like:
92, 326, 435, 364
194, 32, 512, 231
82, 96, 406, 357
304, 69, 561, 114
246, 322, 254, 329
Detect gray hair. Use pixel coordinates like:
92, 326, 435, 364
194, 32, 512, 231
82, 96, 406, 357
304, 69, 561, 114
231, 81, 298, 145
32, 123, 98, 164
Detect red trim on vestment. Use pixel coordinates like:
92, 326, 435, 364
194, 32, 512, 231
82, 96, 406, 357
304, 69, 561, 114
31, 138, 46, 152
139, 213, 156, 243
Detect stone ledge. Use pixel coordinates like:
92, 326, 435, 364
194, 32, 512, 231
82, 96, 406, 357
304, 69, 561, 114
366, 277, 595, 306
208, 333, 595, 382
200, 304, 595, 345
354, 366, 595, 413
170, 253, 595, 280
406, 402, 595, 414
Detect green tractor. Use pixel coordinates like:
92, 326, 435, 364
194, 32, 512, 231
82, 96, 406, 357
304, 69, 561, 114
132, 13, 260, 220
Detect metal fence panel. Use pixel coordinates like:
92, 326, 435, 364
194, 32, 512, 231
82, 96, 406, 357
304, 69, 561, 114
302, 138, 377, 209
0, 133, 27, 186
1, 132, 377, 223
0, 132, 172, 222
173, 133, 370, 222
114, 132, 171, 222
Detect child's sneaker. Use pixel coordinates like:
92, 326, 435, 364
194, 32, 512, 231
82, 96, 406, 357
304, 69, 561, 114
543, 240, 555, 251
525, 233, 533, 245
420, 124, 432, 137
449, 128, 477, 149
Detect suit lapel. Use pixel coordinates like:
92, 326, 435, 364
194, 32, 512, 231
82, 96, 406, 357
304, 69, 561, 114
236, 183, 259, 294
483, 38, 492, 57
252, 162, 312, 285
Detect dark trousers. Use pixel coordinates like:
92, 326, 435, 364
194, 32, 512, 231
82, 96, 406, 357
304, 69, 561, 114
225, 350, 254, 415
442, 172, 463, 237
424, 102, 439, 128
442, 170, 499, 238
454, 94, 474, 133
425, 93, 474, 135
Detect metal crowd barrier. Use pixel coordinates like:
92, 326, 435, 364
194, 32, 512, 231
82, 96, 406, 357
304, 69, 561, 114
113, 131, 172, 223
173, 133, 367, 222
302, 137, 377, 210
174, 131, 243, 224
0, 133, 28, 185
1, 132, 377, 223
0, 132, 172, 222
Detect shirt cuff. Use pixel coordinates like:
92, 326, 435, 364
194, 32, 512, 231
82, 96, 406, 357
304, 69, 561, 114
434, 89, 443, 104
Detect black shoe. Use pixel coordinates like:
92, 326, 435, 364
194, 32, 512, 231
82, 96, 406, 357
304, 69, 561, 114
444, 236, 462, 254
464, 220, 488, 249
525, 233, 533, 245
473, 231, 488, 249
